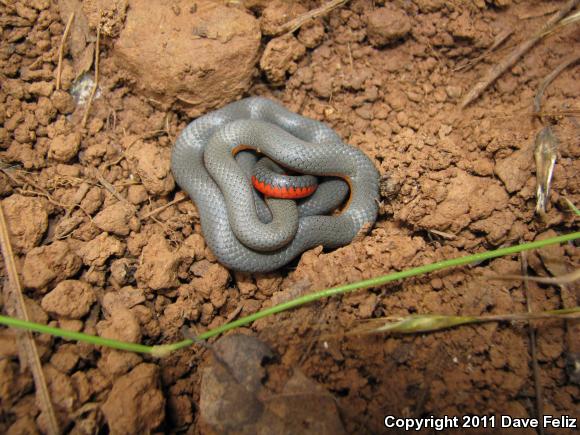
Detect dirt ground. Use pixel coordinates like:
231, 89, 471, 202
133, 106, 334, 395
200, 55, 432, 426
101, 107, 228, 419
0, 0, 579, 433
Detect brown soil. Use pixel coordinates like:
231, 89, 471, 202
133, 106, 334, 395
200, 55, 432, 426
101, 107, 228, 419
1, 0, 579, 434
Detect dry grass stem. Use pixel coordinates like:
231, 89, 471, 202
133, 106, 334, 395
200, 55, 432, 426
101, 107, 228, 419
487, 269, 580, 285
277, 0, 350, 36
520, 252, 544, 434
533, 53, 580, 119
56, 12, 74, 90
0, 203, 60, 435
460, 0, 580, 108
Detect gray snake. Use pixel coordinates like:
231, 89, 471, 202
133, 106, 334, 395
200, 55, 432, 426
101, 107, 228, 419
171, 97, 379, 273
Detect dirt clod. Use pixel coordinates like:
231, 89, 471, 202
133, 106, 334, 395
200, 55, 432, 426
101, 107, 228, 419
101, 364, 165, 434
2, 195, 48, 254
22, 241, 82, 291
260, 34, 306, 85
366, 5, 411, 47
93, 201, 135, 236
77, 232, 125, 267
135, 234, 182, 291
48, 132, 81, 162
126, 141, 174, 196
41, 280, 96, 319
111, 0, 260, 114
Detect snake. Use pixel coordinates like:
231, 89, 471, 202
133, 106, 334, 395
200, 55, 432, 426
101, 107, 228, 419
171, 97, 379, 273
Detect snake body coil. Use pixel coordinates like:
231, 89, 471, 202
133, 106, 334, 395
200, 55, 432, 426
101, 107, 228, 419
171, 97, 379, 273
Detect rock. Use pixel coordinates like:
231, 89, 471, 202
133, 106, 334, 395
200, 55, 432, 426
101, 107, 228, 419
135, 234, 182, 291
93, 201, 135, 236
366, 5, 411, 47
101, 287, 145, 313
200, 335, 345, 434
260, 35, 306, 85
2, 195, 48, 254
111, 0, 260, 116
101, 364, 165, 434
28, 81, 54, 97
470, 210, 517, 245
41, 280, 97, 319
179, 233, 206, 261
43, 363, 77, 414
22, 241, 82, 291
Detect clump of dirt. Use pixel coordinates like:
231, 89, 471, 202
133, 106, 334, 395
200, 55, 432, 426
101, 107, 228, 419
0, 0, 578, 433
110, 0, 261, 115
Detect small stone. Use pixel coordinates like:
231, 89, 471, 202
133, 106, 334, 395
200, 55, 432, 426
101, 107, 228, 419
110, 259, 136, 286
98, 349, 142, 377
126, 141, 174, 196
385, 89, 408, 111
445, 85, 462, 99
297, 19, 325, 48
433, 88, 447, 103
396, 112, 409, 127
50, 344, 80, 373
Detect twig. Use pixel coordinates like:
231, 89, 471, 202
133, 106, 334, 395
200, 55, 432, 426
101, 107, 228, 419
453, 28, 513, 72
141, 196, 186, 220
56, 12, 74, 91
276, 0, 350, 36
81, 24, 101, 129
520, 252, 544, 435
533, 53, 580, 119
0, 203, 60, 435
486, 269, 580, 285
460, 0, 580, 109
92, 169, 133, 207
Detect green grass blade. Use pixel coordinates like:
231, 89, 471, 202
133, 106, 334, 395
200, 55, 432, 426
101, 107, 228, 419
0, 314, 156, 354
0, 231, 578, 355
164, 231, 580, 351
